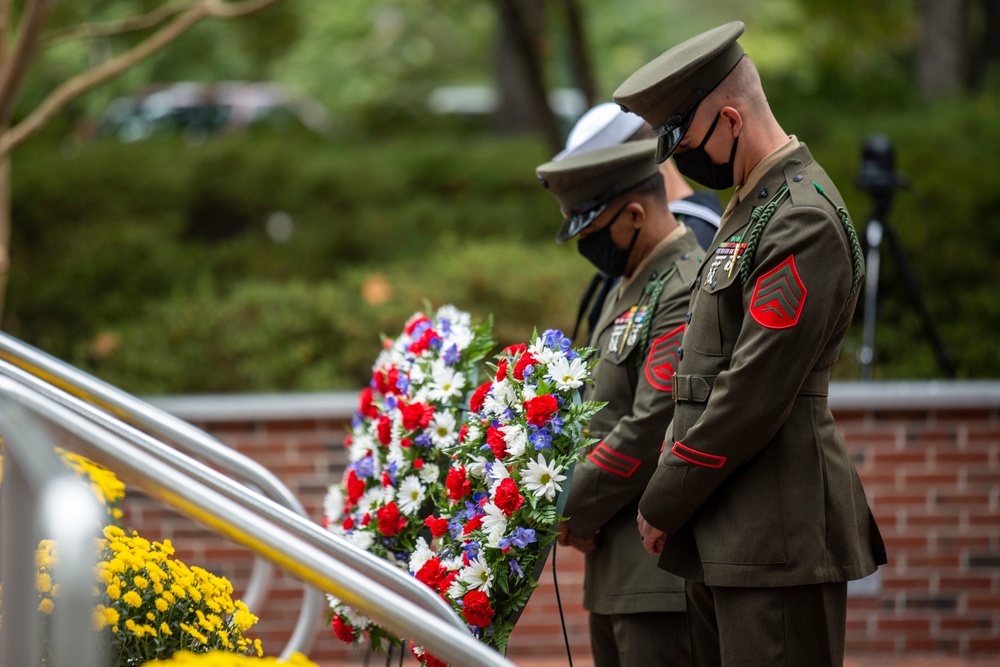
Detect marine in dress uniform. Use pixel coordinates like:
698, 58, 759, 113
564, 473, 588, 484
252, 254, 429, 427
536, 140, 702, 666
613, 22, 888, 667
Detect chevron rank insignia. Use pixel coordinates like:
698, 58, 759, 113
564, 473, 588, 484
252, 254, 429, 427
750, 256, 807, 329
644, 324, 685, 391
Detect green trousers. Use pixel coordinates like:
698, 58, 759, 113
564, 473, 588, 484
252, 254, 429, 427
685, 580, 848, 667
589, 610, 692, 667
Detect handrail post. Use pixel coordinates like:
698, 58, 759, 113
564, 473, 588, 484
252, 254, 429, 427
0, 400, 104, 667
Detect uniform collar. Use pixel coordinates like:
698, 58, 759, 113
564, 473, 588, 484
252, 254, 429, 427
720, 135, 799, 221
618, 222, 689, 297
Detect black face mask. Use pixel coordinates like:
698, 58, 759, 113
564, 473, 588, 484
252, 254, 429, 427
672, 112, 740, 190
577, 205, 639, 278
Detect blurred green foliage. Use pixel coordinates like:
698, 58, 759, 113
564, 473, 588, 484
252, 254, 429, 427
3, 1, 998, 392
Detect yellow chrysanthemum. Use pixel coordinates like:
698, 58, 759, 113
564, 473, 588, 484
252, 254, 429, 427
122, 590, 142, 608
36, 572, 52, 594
133, 575, 149, 590
37, 598, 54, 614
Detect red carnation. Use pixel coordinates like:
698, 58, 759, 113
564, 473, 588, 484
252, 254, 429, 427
423, 515, 449, 538
413, 457, 424, 469
415, 557, 446, 590
463, 514, 484, 535
376, 415, 393, 445
341, 515, 355, 531
376, 502, 406, 536
493, 477, 524, 516
513, 352, 537, 381
408, 327, 440, 355
525, 394, 559, 427
404, 315, 431, 336
375, 366, 402, 396
410, 644, 448, 667
331, 614, 356, 643
495, 358, 508, 382
446, 466, 471, 501
503, 343, 526, 357
459, 423, 468, 443
462, 590, 495, 628
469, 382, 491, 413
345, 469, 365, 506
486, 425, 507, 459
358, 387, 378, 418
401, 401, 434, 431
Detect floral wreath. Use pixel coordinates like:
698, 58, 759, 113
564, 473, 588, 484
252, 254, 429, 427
325, 319, 603, 665
322, 305, 495, 649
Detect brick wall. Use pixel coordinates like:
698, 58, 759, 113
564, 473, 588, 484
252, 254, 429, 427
129, 383, 1000, 663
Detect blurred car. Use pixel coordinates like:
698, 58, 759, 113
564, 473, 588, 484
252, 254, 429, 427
95, 81, 332, 142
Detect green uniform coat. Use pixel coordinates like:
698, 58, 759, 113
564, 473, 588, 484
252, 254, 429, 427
565, 227, 703, 615
639, 141, 887, 587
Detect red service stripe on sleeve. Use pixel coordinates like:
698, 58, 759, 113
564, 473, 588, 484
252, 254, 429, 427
670, 442, 726, 469
587, 442, 641, 478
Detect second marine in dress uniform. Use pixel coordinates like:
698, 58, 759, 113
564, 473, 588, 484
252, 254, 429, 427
537, 140, 703, 666
616, 21, 887, 666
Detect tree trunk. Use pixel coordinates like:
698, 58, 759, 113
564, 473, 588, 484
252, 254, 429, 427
0, 155, 10, 324
917, 0, 969, 98
560, 0, 595, 110
966, 0, 1000, 89
493, 0, 562, 152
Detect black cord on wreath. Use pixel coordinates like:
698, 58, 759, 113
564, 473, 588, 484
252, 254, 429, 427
551, 542, 575, 667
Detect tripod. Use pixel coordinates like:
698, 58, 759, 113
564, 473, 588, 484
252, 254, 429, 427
856, 135, 956, 380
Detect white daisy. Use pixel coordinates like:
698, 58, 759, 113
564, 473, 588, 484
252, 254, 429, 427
481, 502, 508, 547
357, 486, 384, 515
397, 476, 426, 516
466, 455, 490, 479
500, 422, 529, 457
482, 379, 517, 417
348, 432, 377, 463
323, 486, 344, 524
428, 364, 466, 403
428, 411, 458, 448
521, 453, 567, 502
350, 530, 374, 551
436, 304, 472, 329
418, 462, 440, 485
408, 537, 435, 575
545, 355, 588, 391
459, 554, 494, 595
528, 338, 563, 365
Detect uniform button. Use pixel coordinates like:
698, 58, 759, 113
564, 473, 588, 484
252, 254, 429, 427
649, 270, 659, 280
680, 252, 690, 260
758, 188, 769, 198
694, 277, 702, 288
793, 173, 804, 182
678, 348, 684, 360
686, 311, 692, 324
710, 280, 718, 289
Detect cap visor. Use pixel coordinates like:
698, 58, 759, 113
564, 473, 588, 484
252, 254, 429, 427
555, 201, 609, 243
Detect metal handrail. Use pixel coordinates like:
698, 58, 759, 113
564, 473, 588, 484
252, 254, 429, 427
0, 357, 467, 641
0, 332, 315, 653
0, 399, 104, 667
0, 378, 518, 667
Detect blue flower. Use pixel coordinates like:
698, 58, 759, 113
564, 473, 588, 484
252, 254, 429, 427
386, 461, 398, 486
448, 518, 464, 539
530, 427, 552, 451
350, 413, 364, 429
510, 527, 536, 547
444, 344, 461, 366
509, 559, 524, 578
429, 335, 443, 351
415, 434, 432, 449
541, 329, 570, 352
549, 416, 564, 435
396, 376, 410, 394
354, 457, 375, 479
464, 540, 481, 560
439, 318, 453, 336
385, 395, 398, 411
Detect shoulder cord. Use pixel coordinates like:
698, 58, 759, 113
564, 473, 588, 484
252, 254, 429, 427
737, 182, 864, 307
633, 265, 677, 373
814, 182, 865, 305
737, 184, 790, 286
